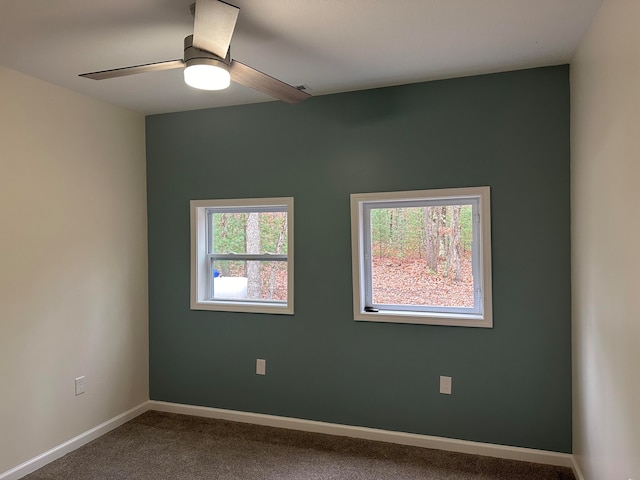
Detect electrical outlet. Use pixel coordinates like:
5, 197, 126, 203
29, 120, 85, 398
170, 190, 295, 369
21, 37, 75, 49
439, 375, 452, 395
256, 359, 266, 375
75, 376, 85, 396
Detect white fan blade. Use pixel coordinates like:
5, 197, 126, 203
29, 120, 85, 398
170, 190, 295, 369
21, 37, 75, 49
80, 60, 184, 80
193, 0, 239, 58
230, 60, 310, 104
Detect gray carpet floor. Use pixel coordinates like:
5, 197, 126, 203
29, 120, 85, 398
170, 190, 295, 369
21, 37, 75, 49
23, 410, 575, 479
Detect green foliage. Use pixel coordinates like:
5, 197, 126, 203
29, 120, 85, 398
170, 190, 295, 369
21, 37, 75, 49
211, 212, 287, 255
371, 207, 425, 260
371, 205, 472, 261
259, 212, 287, 254
212, 213, 247, 255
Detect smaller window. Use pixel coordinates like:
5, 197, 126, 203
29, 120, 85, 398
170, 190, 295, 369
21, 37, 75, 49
191, 197, 294, 315
351, 187, 492, 327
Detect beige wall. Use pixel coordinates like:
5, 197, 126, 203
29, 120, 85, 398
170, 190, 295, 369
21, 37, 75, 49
0, 67, 148, 473
571, 0, 640, 479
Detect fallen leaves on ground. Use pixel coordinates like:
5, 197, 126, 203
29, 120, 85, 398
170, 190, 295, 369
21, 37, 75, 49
372, 254, 474, 307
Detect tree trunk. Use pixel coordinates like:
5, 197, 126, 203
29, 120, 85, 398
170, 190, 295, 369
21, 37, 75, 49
439, 206, 448, 258
425, 207, 440, 273
246, 212, 261, 299
445, 205, 462, 281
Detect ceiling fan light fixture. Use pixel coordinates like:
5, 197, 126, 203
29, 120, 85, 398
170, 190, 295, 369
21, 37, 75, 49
79, 3, 310, 104
184, 58, 230, 90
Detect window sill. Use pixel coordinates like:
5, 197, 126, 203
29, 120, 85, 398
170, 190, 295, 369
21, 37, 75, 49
354, 309, 492, 328
191, 300, 293, 315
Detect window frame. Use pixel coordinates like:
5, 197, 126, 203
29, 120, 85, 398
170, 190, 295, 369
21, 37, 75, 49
190, 197, 294, 315
350, 187, 492, 328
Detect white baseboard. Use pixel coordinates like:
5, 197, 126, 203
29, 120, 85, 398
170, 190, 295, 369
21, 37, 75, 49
2, 400, 579, 480
571, 456, 586, 480
149, 400, 575, 469
0, 402, 148, 480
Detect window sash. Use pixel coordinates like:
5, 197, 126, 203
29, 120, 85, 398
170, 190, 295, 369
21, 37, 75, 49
208, 255, 287, 300
205, 207, 289, 302
361, 197, 483, 316
205, 205, 288, 256
207, 257, 289, 303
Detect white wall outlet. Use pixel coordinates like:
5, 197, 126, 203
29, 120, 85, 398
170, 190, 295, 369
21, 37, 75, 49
75, 376, 85, 396
439, 375, 452, 395
256, 359, 266, 375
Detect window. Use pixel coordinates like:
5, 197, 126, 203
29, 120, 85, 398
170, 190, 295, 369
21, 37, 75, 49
191, 197, 294, 314
350, 187, 492, 327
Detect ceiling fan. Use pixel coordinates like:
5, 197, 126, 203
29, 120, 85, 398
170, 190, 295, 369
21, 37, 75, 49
79, 0, 310, 104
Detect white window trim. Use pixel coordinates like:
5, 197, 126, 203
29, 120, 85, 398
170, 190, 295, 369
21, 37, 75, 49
350, 187, 492, 328
190, 197, 294, 315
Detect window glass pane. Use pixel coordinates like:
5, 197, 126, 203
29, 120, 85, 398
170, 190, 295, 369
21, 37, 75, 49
212, 260, 288, 302
369, 205, 474, 308
209, 211, 288, 255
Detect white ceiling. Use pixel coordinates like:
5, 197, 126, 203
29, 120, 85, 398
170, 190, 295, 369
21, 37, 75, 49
0, 0, 602, 115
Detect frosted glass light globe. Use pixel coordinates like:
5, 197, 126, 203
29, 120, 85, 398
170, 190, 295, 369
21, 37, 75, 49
184, 63, 230, 90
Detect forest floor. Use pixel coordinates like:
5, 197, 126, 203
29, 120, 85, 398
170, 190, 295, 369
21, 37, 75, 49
372, 253, 474, 307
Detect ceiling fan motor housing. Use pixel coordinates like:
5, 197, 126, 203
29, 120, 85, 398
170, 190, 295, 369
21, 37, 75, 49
184, 34, 230, 70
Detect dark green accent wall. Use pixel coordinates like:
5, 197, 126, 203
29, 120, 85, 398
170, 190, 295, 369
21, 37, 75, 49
146, 66, 571, 452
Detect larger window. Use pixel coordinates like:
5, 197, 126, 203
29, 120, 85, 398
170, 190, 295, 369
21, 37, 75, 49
191, 197, 294, 314
351, 187, 492, 327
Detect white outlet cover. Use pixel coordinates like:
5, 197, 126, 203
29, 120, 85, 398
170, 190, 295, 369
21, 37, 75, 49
256, 359, 266, 375
75, 376, 86, 396
439, 375, 452, 395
